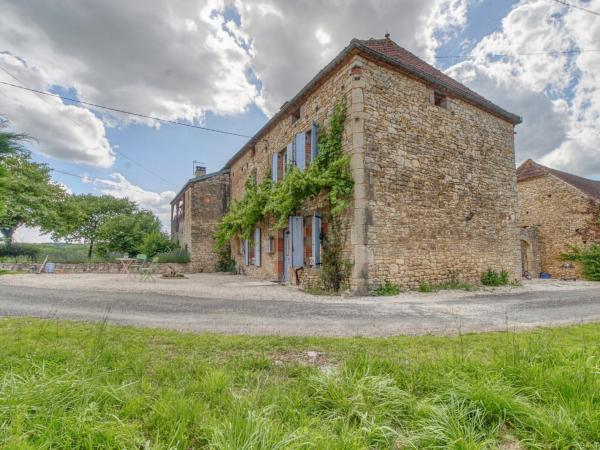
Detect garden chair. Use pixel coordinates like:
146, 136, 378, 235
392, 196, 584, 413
129, 254, 147, 276
138, 256, 159, 282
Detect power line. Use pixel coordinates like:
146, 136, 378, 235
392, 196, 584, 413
51, 168, 169, 196
112, 149, 177, 189
0, 64, 179, 189
0, 80, 252, 138
434, 48, 600, 60
551, 0, 600, 16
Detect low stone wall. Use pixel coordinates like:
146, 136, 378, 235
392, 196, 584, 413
0, 262, 191, 274
296, 267, 322, 291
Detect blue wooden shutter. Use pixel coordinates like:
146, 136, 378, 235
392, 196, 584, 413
271, 153, 278, 182
254, 227, 261, 267
290, 216, 304, 268
243, 239, 249, 265
312, 213, 321, 266
310, 122, 318, 162
295, 133, 306, 170
286, 142, 294, 168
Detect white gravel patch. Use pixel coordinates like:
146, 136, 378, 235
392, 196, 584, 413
0, 272, 597, 304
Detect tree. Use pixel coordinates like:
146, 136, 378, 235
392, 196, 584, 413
51, 195, 137, 258
0, 121, 67, 243
96, 209, 161, 256
0, 119, 27, 219
139, 230, 173, 257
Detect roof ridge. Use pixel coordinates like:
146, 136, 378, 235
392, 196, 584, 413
517, 159, 600, 200
222, 36, 521, 170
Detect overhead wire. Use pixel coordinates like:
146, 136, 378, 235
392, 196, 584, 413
0, 79, 252, 138
0, 64, 179, 189
551, 0, 600, 16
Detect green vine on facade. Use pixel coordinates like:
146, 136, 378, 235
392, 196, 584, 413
214, 99, 352, 250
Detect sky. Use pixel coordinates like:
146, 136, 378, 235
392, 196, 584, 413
1, 0, 599, 242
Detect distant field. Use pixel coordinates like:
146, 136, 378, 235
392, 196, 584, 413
0, 243, 112, 263
0, 318, 598, 449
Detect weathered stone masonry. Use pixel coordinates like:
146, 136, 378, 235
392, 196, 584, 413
517, 159, 600, 279
170, 169, 229, 272
172, 36, 523, 292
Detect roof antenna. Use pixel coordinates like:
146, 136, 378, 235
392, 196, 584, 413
384, 31, 390, 39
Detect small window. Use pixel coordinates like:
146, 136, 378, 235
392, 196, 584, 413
434, 91, 447, 108
290, 106, 301, 124
278, 149, 286, 180
267, 236, 275, 254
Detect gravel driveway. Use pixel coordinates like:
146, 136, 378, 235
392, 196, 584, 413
0, 273, 599, 336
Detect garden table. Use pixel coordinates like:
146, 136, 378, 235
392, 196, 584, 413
116, 257, 137, 274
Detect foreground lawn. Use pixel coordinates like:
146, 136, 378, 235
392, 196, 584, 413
0, 319, 598, 449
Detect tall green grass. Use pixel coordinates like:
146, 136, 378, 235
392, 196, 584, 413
0, 318, 598, 448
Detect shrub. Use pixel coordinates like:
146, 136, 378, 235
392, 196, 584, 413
374, 280, 401, 296
418, 281, 433, 293
156, 248, 190, 264
481, 268, 509, 286
0, 244, 39, 262
562, 243, 600, 281
216, 247, 236, 273
140, 231, 173, 257
319, 217, 352, 293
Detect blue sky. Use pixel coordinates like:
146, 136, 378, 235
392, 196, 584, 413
1, 0, 599, 241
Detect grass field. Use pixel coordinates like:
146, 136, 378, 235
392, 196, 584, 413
0, 318, 598, 449
0, 243, 110, 263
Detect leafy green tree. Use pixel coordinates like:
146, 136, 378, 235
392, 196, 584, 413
0, 119, 27, 219
0, 122, 67, 243
51, 195, 137, 258
140, 230, 173, 257
96, 209, 161, 256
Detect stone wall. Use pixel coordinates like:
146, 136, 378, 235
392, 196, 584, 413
360, 57, 521, 289
518, 227, 541, 277
226, 51, 522, 292
0, 262, 191, 274
171, 171, 230, 272
228, 57, 357, 284
189, 172, 230, 272
518, 173, 596, 278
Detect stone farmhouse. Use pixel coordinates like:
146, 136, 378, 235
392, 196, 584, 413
171, 36, 523, 293
517, 159, 600, 279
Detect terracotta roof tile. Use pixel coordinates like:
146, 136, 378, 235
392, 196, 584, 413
517, 159, 600, 200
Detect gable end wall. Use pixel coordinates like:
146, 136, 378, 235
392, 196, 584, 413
518, 173, 597, 278
361, 57, 521, 288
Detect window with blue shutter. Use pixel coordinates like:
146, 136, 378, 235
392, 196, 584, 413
310, 121, 318, 162
295, 133, 306, 170
312, 213, 321, 266
289, 216, 304, 268
254, 227, 261, 267
243, 239, 249, 265
271, 153, 278, 182
286, 142, 294, 169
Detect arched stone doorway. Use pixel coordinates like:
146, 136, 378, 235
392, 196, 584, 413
520, 239, 531, 274
518, 227, 541, 277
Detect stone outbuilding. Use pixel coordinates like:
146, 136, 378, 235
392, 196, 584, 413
170, 166, 229, 272
173, 36, 524, 293
517, 159, 600, 279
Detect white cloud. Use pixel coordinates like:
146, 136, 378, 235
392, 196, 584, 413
446, 0, 600, 175
0, 1, 257, 129
13, 226, 53, 244
315, 28, 332, 46
0, 52, 115, 167
237, 0, 468, 115
90, 173, 176, 230
420, 0, 468, 62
